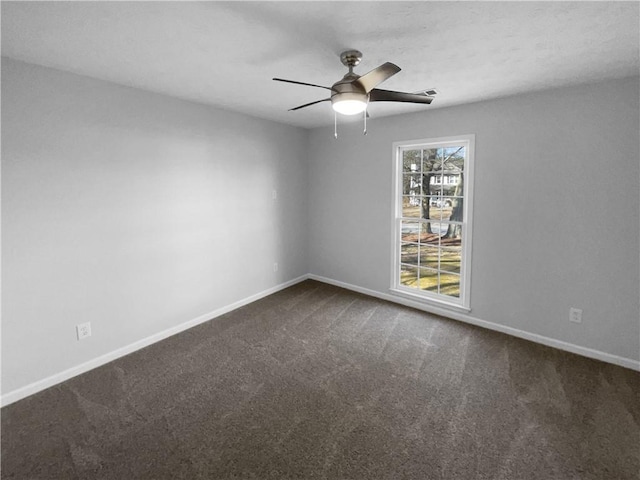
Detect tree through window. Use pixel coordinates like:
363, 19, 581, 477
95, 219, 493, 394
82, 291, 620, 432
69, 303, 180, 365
392, 135, 474, 308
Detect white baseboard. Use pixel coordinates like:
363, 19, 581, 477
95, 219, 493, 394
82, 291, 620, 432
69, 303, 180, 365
308, 274, 640, 372
3, 273, 637, 407
1, 275, 309, 407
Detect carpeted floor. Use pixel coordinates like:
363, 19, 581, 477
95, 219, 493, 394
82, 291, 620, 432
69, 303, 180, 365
2, 280, 639, 479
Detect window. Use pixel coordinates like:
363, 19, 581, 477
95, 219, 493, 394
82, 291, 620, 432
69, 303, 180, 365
391, 135, 475, 310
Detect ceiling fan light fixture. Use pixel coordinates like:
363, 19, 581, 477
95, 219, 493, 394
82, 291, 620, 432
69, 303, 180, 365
274, 50, 434, 121
331, 93, 369, 115
332, 99, 367, 115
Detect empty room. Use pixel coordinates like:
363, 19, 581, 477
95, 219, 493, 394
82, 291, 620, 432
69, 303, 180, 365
1, 1, 639, 479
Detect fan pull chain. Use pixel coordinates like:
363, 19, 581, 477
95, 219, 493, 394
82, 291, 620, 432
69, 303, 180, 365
334, 111, 338, 139
363, 108, 367, 135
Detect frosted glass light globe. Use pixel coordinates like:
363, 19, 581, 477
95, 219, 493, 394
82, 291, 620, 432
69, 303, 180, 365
332, 99, 368, 115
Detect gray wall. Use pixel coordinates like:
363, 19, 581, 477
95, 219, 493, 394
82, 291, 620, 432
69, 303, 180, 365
3, 57, 638, 400
2, 59, 309, 395
308, 76, 640, 362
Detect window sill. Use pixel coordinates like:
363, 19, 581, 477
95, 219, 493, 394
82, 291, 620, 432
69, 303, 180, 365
389, 288, 471, 314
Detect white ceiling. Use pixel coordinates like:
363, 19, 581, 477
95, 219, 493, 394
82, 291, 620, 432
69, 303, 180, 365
2, 1, 639, 129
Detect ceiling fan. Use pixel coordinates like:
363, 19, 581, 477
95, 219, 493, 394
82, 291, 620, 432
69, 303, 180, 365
273, 50, 435, 117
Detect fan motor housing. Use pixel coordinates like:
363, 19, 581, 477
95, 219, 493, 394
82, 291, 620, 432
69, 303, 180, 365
330, 78, 369, 107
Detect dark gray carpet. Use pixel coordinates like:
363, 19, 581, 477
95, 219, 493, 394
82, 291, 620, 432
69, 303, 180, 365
2, 280, 639, 479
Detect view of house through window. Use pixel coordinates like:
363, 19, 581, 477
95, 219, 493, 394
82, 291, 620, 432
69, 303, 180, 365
392, 135, 474, 308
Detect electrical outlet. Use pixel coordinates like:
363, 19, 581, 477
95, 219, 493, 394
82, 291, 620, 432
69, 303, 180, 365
76, 322, 92, 340
272, 190, 278, 201
569, 308, 582, 324
273, 262, 278, 272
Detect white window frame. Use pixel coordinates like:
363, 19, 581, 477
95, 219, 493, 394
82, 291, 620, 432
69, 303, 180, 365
390, 134, 475, 312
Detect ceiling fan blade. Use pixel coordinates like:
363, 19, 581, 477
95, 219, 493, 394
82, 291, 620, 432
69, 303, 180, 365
289, 98, 331, 111
353, 62, 401, 93
273, 78, 334, 91
370, 89, 434, 104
